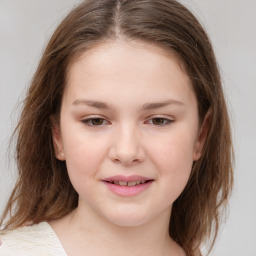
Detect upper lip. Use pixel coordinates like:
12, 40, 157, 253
103, 175, 154, 182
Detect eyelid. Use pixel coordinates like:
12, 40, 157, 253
145, 115, 174, 126
81, 115, 111, 126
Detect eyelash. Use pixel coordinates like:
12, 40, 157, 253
81, 116, 174, 127
81, 117, 110, 127
145, 117, 173, 126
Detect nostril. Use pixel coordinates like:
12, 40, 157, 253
108, 141, 146, 166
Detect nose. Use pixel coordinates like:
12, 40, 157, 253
108, 125, 146, 166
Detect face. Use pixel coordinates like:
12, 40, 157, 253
52, 40, 207, 227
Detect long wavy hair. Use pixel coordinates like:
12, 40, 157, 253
1, 0, 233, 255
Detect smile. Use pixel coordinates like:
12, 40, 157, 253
107, 180, 148, 186
102, 175, 154, 196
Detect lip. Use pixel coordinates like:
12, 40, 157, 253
102, 175, 154, 197
103, 175, 152, 182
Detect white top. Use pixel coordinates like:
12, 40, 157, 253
0, 222, 67, 256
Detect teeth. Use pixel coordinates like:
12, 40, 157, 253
118, 181, 127, 186
110, 180, 148, 186
128, 181, 137, 186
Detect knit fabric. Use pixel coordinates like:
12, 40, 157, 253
0, 222, 67, 256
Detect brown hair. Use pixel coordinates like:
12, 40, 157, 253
1, 0, 233, 255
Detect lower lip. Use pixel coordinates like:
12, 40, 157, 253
103, 181, 153, 196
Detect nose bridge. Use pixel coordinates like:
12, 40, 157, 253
109, 121, 145, 165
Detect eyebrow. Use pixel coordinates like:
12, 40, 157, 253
140, 100, 184, 111
72, 99, 184, 110
72, 99, 111, 109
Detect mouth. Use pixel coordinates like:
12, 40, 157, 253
102, 175, 154, 196
103, 175, 154, 186
104, 180, 153, 187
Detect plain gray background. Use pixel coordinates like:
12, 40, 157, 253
0, 1, 255, 255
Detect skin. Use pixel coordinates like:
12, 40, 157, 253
51, 40, 207, 256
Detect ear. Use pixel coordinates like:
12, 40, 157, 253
193, 109, 212, 161
51, 115, 66, 161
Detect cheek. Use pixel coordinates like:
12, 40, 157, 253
61, 132, 108, 191
148, 130, 196, 197
150, 131, 195, 170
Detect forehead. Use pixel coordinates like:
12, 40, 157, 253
67, 40, 185, 78
64, 40, 195, 106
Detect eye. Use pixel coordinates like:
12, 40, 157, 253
81, 117, 109, 126
146, 117, 173, 126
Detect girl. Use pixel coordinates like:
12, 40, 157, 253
0, 0, 233, 255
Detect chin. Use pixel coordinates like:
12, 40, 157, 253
108, 215, 149, 227
102, 206, 155, 228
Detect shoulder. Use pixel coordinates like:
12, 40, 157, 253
0, 222, 66, 256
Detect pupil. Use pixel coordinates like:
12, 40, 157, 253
153, 118, 164, 125
92, 118, 103, 125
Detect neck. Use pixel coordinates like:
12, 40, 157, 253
50, 202, 179, 256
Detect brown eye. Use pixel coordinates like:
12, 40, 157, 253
82, 118, 107, 126
91, 118, 104, 125
149, 117, 172, 126
152, 118, 165, 125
